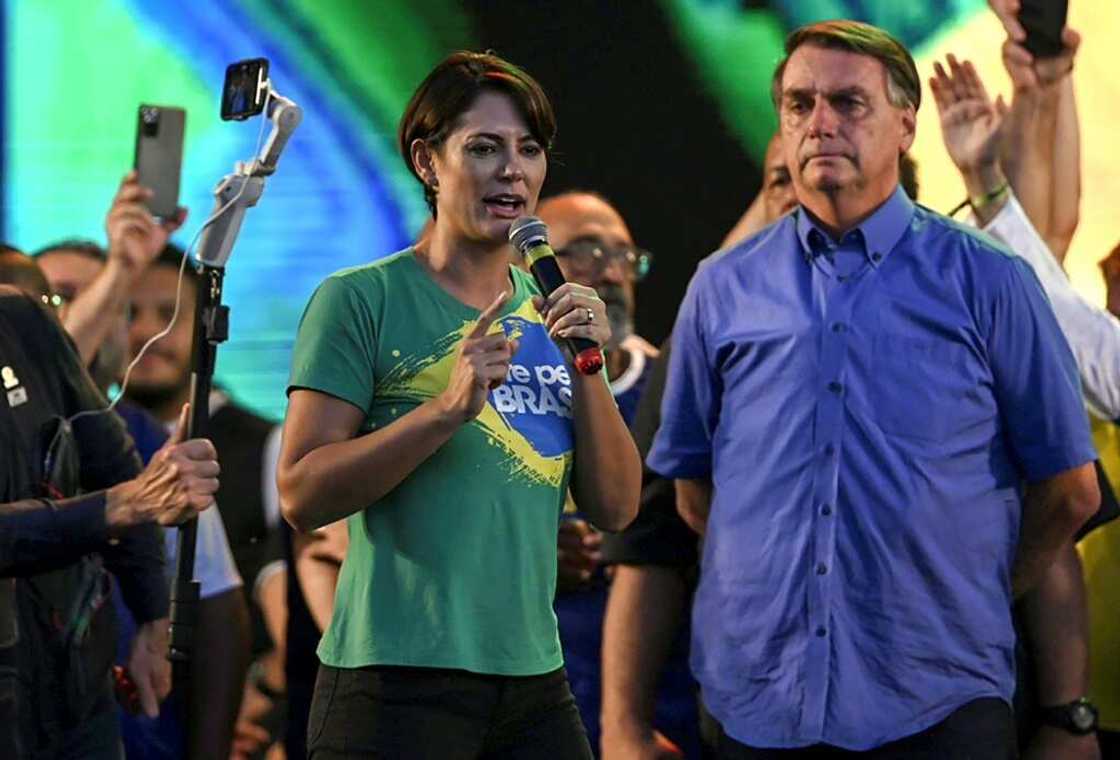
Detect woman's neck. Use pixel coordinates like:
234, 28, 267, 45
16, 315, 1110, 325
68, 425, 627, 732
418, 223, 513, 309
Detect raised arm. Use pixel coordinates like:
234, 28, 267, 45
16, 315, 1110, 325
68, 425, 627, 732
929, 54, 1009, 226
999, 29, 1081, 263
988, 1, 1082, 261
932, 53, 1120, 421
1048, 69, 1081, 260
61, 172, 185, 363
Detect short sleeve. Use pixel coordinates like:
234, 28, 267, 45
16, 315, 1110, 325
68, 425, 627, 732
647, 269, 721, 479
165, 507, 243, 599
987, 256, 1096, 481
288, 275, 378, 413
631, 340, 671, 460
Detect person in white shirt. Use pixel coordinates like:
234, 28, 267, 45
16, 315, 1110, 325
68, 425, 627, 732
930, 30, 1110, 759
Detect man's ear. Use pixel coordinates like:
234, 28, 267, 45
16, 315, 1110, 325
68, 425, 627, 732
899, 106, 917, 153
410, 139, 439, 189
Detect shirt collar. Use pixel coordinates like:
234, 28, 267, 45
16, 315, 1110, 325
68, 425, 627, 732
795, 185, 915, 268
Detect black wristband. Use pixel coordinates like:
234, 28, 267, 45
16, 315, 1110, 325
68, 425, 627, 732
1039, 698, 1099, 736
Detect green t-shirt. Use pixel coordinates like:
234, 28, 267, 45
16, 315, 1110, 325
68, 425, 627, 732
289, 249, 574, 675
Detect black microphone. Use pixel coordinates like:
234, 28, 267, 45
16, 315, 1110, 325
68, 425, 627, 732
508, 216, 604, 376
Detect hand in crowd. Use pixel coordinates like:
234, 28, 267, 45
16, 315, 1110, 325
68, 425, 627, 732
437, 290, 520, 423
106, 170, 187, 276
230, 655, 285, 760
534, 282, 611, 349
1022, 725, 1101, 760
987, 0, 1026, 41
127, 617, 171, 718
557, 517, 603, 593
602, 729, 684, 760
105, 404, 220, 529
1002, 27, 1080, 92
930, 55, 1007, 176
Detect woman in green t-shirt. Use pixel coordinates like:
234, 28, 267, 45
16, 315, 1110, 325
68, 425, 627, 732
278, 51, 641, 759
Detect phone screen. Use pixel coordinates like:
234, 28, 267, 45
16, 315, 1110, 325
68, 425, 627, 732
221, 58, 270, 121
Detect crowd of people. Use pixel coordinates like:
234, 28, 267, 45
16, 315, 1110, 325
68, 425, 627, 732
1, 0, 1119, 758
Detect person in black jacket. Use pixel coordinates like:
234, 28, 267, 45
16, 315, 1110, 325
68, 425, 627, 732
0, 269, 219, 758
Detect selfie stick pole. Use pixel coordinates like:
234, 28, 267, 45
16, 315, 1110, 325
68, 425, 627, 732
168, 88, 301, 702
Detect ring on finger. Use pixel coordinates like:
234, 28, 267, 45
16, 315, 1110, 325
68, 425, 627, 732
586, 308, 595, 324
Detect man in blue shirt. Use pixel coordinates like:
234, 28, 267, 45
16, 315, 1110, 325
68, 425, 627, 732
648, 20, 1100, 758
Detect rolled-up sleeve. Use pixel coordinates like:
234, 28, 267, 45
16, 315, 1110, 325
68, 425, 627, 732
986, 255, 1097, 481
647, 268, 721, 479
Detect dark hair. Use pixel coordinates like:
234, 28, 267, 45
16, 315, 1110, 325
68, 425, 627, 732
33, 238, 107, 261
398, 50, 557, 216
770, 20, 920, 113
0, 250, 51, 296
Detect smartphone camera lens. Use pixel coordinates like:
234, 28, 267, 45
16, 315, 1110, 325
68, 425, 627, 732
140, 107, 160, 137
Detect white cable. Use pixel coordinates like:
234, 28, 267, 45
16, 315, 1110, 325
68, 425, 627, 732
66, 89, 274, 429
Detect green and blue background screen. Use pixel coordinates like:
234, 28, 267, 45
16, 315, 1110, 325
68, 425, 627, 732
4, 0, 1115, 420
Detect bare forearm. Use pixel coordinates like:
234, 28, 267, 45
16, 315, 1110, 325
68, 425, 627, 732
256, 569, 287, 652
675, 479, 712, 536
189, 588, 251, 759
1001, 92, 1054, 243
601, 564, 687, 742
61, 259, 131, 364
1047, 77, 1081, 261
1019, 544, 1089, 703
280, 398, 460, 531
570, 373, 641, 532
1012, 464, 1097, 597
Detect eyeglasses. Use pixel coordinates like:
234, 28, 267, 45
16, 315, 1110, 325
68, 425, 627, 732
554, 240, 653, 281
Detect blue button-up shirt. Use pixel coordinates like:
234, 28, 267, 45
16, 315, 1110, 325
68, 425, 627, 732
648, 187, 1095, 750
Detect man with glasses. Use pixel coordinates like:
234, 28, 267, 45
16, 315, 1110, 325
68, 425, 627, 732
534, 192, 659, 754
539, 192, 657, 424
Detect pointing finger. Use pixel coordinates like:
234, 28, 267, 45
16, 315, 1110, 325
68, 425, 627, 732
468, 290, 509, 339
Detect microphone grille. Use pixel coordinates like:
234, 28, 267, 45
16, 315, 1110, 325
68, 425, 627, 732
508, 216, 548, 255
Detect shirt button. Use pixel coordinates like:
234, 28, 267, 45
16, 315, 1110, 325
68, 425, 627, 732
821, 504, 833, 516
824, 444, 836, 456
831, 322, 846, 333
816, 626, 827, 637
816, 563, 828, 575
837, 275, 847, 283
871, 252, 883, 263
827, 381, 843, 394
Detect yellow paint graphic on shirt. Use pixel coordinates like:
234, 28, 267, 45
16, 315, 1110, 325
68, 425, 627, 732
377, 297, 573, 489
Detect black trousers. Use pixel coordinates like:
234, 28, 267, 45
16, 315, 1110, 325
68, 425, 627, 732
306, 664, 593, 759
715, 698, 1017, 759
